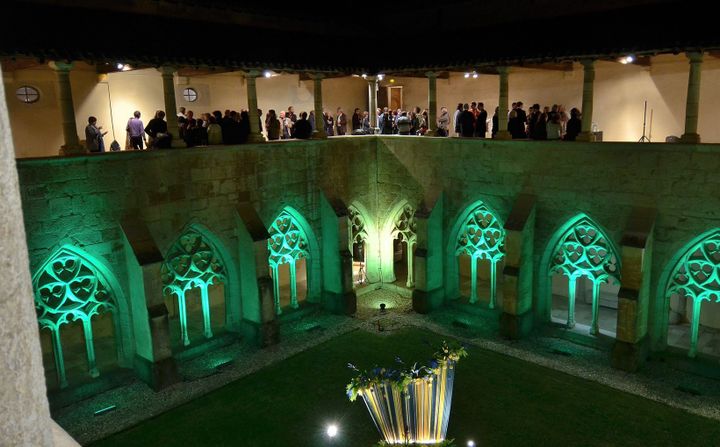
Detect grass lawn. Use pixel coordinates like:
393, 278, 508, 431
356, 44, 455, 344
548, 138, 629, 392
92, 328, 720, 447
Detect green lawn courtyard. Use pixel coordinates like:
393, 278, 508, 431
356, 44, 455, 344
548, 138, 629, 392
92, 327, 720, 446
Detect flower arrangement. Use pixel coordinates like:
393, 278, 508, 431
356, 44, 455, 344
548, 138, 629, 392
347, 341, 468, 445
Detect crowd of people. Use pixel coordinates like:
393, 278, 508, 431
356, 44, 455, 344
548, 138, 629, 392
83, 100, 583, 153
454, 101, 582, 141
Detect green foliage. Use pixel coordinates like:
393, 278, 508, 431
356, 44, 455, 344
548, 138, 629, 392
346, 341, 468, 402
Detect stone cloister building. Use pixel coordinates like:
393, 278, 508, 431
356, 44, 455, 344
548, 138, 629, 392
2, 0, 720, 444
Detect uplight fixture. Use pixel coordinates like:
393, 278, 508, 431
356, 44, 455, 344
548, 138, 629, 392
467, 440, 476, 447
326, 424, 339, 438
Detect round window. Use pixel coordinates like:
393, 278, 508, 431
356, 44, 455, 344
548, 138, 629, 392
16, 86, 40, 104
182, 87, 198, 102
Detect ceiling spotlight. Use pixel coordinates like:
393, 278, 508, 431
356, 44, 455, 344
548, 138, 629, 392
378, 74, 384, 81
472, 73, 478, 79
626, 55, 635, 63
263, 70, 272, 78
326, 424, 338, 438
361, 73, 367, 79
116, 63, 124, 70
389, 78, 395, 83
464, 72, 470, 78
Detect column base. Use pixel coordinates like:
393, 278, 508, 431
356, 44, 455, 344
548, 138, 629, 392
412, 288, 444, 314
424, 129, 438, 137
611, 337, 649, 372
499, 311, 533, 340
312, 130, 327, 139
247, 133, 266, 144
680, 133, 701, 144
576, 131, 596, 142
134, 355, 180, 391
322, 290, 357, 315
494, 130, 512, 140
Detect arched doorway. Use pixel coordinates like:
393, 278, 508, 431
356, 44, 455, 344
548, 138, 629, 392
547, 215, 621, 336
382, 202, 417, 288
664, 229, 720, 358
349, 205, 369, 287
453, 201, 505, 308
33, 246, 123, 390
268, 209, 311, 314
161, 228, 227, 348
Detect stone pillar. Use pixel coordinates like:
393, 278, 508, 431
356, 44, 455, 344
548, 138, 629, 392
312, 74, 326, 139
500, 194, 536, 339
612, 207, 656, 372
120, 218, 179, 391
680, 52, 703, 144
495, 66, 511, 140
412, 195, 444, 314
236, 203, 278, 347
320, 195, 357, 315
49, 61, 83, 155
367, 75, 378, 133
245, 71, 265, 143
159, 66, 183, 148
425, 71, 437, 136
0, 64, 54, 446
577, 59, 596, 142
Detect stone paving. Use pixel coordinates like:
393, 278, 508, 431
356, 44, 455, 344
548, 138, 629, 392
55, 288, 720, 444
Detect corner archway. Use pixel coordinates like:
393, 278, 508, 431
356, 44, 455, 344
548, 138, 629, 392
661, 229, 720, 358
543, 214, 621, 336
381, 200, 417, 288
268, 206, 320, 314
33, 245, 128, 390
446, 200, 505, 308
348, 201, 379, 286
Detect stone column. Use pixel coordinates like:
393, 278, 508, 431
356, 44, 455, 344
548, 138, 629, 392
367, 75, 378, 133
312, 74, 326, 139
577, 59, 596, 142
120, 218, 179, 391
320, 195, 357, 315
49, 61, 83, 154
245, 71, 265, 143
0, 64, 54, 445
158, 66, 183, 148
680, 52, 704, 144
412, 195, 444, 314
612, 207, 656, 372
425, 71, 437, 136
500, 194, 536, 339
495, 66, 511, 140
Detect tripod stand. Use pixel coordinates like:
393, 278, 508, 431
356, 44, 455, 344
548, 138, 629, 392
638, 100, 651, 142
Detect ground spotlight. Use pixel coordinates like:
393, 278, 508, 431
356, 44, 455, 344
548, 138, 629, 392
467, 440, 476, 447
379, 303, 386, 313
326, 424, 338, 438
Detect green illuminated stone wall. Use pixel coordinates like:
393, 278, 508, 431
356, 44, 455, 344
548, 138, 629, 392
16, 136, 720, 373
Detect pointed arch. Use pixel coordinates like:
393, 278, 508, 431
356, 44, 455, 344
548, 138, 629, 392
380, 199, 417, 287
446, 199, 506, 308
348, 200, 380, 284
32, 244, 128, 389
660, 228, 720, 358
161, 223, 237, 347
541, 213, 621, 334
267, 206, 320, 314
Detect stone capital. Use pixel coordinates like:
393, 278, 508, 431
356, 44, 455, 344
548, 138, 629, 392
310, 73, 325, 80
687, 51, 704, 64
158, 65, 177, 76
580, 58, 595, 69
245, 69, 262, 79
425, 71, 438, 79
496, 66, 509, 76
49, 61, 73, 72
365, 75, 378, 82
